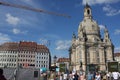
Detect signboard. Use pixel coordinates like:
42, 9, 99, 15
87, 64, 99, 72
88, 64, 96, 71
107, 61, 119, 72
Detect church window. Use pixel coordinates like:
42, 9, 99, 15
86, 47, 90, 63
87, 58, 90, 64
87, 51, 90, 57
105, 40, 107, 42
97, 58, 100, 63
96, 52, 99, 57
80, 50, 82, 59
92, 25, 94, 29
94, 38, 97, 42
87, 9, 90, 15
106, 35, 108, 38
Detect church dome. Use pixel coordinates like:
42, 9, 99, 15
80, 19, 100, 35
78, 3, 100, 36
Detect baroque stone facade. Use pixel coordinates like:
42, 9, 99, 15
70, 4, 114, 71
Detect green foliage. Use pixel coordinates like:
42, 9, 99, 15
59, 64, 65, 72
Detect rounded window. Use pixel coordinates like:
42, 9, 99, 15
87, 10, 90, 15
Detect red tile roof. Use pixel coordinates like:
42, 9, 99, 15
57, 58, 70, 62
37, 45, 49, 53
0, 41, 49, 53
0, 42, 19, 51
114, 53, 120, 57
19, 41, 37, 51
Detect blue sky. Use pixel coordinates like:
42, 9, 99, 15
0, 0, 120, 59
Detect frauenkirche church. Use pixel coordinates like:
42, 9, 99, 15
69, 4, 114, 72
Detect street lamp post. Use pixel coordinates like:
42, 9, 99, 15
14, 51, 19, 80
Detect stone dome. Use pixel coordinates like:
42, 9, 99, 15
80, 19, 100, 35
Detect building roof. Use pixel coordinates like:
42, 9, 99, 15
0, 41, 49, 53
37, 45, 49, 53
114, 53, 120, 57
57, 58, 70, 62
0, 42, 19, 51
19, 41, 37, 51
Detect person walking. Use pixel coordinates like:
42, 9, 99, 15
49, 71, 55, 80
0, 68, 7, 80
87, 72, 93, 80
60, 73, 63, 80
63, 73, 67, 80
112, 71, 119, 80
40, 73, 44, 80
79, 73, 85, 80
73, 72, 79, 80
69, 71, 73, 80
102, 73, 107, 80
43, 72, 47, 80
95, 72, 101, 80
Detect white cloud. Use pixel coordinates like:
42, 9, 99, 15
6, 13, 20, 25
103, 5, 120, 16
99, 25, 105, 30
115, 47, 120, 53
39, 38, 50, 46
55, 40, 71, 50
82, 0, 120, 5
12, 28, 27, 34
114, 29, 120, 35
0, 33, 11, 44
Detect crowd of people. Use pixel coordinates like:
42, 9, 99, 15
0, 67, 120, 80
40, 71, 120, 80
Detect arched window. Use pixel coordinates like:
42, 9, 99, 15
87, 10, 90, 15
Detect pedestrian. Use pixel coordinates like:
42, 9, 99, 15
87, 72, 93, 80
102, 73, 107, 80
95, 72, 101, 80
55, 74, 59, 80
106, 72, 111, 80
49, 71, 55, 80
0, 68, 7, 80
63, 73, 67, 80
47, 71, 50, 80
112, 71, 119, 80
73, 72, 79, 80
79, 72, 85, 80
40, 73, 44, 80
43, 72, 47, 80
69, 71, 73, 80
60, 73, 63, 80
